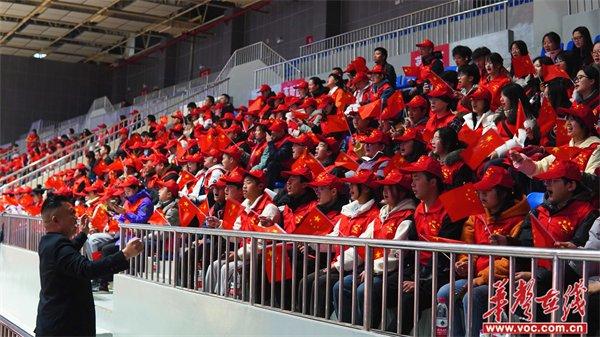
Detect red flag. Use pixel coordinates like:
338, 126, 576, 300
18, 194, 34, 208
544, 146, 582, 161
293, 207, 334, 235
381, 91, 405, 120
460, 129, 505, 170
321, 113, 349, 135
515, 101, 527, 132
197, 198, 209, 223
334, 151, 359, 171
106, 159, 124, 172
178, 196, 201, 227
148, 209, 168, 225
541, 64, 570, 83
419, 233, 464, 244
91, 205, 109, 231
555, 119, 571, 146
214, 128, 233, 151
291, 109, 309, 120
45, 175, 65, 190
332, 89, 355, 111
178, 170, 197, 189
538, 98, 557, 136
93, 160, 108, 176
511, 54, 535, 78
439, 183, 485, 222
402, 66, 420, 77
176, 142, 186, 160
159, 115, 169, 126
248, 97, 264, 112
222, 198, 243, 230
458, 124, 482, 147
292, 151, 325, 175
529, 213, 557, 248
358, 99, 382, 120
264, 243, 293, 282
251, 222, 286, 234
23, 203, 42, 216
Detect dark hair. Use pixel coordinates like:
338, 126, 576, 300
554, 51, 579, 78
567, 114, 594, 138
187, 102, 197, 109
452, 45, 472, 61
423, 172, 445, 193
41, 193, 71, 217
374, 47, 388, 59
572, 26, 594, 64
328, 73, 344, 88
403, 140, 428, 163
436, 127, 462, 153
69, 128, 75, 134
440, 70, 458, 89
332, 67, 344, 75
308, 77, 326, 97
489, 184, 522, 219
510, 40, 529, 56
85, 151, 95, 161
102, 144, 111, 154
546, 79, 573, 110
472, 47, 491, 61
147, 114, 156, 123
501, 83, 533, 122
532, 56, 554, 67
486, 52, 504, 69
119, 115, 126, 121
221, 93, 231, 101
581, 65, 599, 87
457, 64, 480, 84
206, 95, 215, 103
543, 32, 561, 50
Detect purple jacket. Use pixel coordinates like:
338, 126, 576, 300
117, 189, 154, 224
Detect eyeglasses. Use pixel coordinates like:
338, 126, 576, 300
574, 75, 589, 82
592, 51, 600, 56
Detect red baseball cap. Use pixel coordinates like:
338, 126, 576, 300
212, 177, 226, 189
468, 86, 492, 102
150, 154, 169, 166
281, 166, 312, 180
118, 176, 141, 188
222, 167, 246, 185
373, 169, 412, 190
268, 119, 288, 133
300, 98, 317, 109
350, 72, 369, 87
534, 160, 582, 182
473, 166, 514, 191
119, 127, 129, 135
273, 104, 288, 113
406, 95, 429, 109
395, 128, 424, 143
288, 133, 316, 147
308, 171, 342, 189
359, 129, 389, 144
427, 85, 454, 99
294, 81, 308, 90
180, 153, 203, 163
97, 123, 107, 129
343, 61, 356, 73
557, 104, 595, 129
245, 169, 267, 185
222, 146, 242, 162
416, 38, 434, 49
317, 95, 335, 109
157, 180, 179, 196
368, 64, 386, 75
400, 155, 443, 178
221, 112, 235, 121
341, 170, 376, 186
258, 84, 271, 93
202, 148, 222, 161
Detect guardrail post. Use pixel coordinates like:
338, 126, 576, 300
249, 237, 258, 305
363, 244, 373, 331
26, 218, 31, 250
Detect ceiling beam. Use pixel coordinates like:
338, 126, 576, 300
0, 14, 130, 37
0, 0, 53, 44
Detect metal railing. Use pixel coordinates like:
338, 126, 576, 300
299, 0, 470, 56
115, 223, 599, 337
132, 76, 212, 106
0, 315, 32, 337
0, 77, 229, 192
0, 214, 44, 252
568, 0, 600, 14
255, 1, 510, 87
215, 42, 288, 82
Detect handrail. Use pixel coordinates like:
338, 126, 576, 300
568, 0, 600, 14
0, 314, 33, 337
215, 42, 289, 82
299, 0, 465, 55
255, 0, 510, 86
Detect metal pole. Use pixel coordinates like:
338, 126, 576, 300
363, 245, 373, 331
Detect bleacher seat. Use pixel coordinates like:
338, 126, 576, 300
445, 65, 457, 72
526, 192, 545, 209
594, 35, 600, 43
566, 40, 574, 51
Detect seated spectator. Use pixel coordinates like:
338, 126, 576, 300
373, 47, 397, 88
156, 180, 179, 226
571, 26, 594, 67
543, 31, 562, 63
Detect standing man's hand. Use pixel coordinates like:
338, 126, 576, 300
122, 238, 144, 259
80, 215, 90, 235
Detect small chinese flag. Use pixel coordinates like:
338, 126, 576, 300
511, 54, 535, 78
334, 151, 359, 171
74, 204, 87, 218
178, 196, 201, 227
93, 160, 108, 176
381, 91, 405, 120
530, 213, 558, 270
293, 207, 334, 235
222, 198, 243, 230
538, 98, 557, 136
439, 183, 485, 222
178, 170, 197, 190
251, 222, 286, 234
544, 146, 582, 161
264, 243, 293, 282
18, 194, 34, 208
515, 101, 527, 133
420, 234, 464, 244
458, 124, 482, 147
45, 175, 65, 190
332, 89, 356, 111
248, 97, 264, 113
159, 115, 169, 126
555, 119, 571, 147
541, 64, 570, 83
176, 142, 186, 161
384, 153, 407, 175
24, 204, 42, 216
460, 129, 505, 170
91, 205, 109, 232
358, 99, 382, 120
214, 128, 232, 151
148, 209, 168, 225
291, 109, 309, 121
106, 159, 124, 172
402, 66, 420, 77
280, 205, 296, 233
321, 113, 350, 135
292, 151, 325, 175
197, 198, 209, 223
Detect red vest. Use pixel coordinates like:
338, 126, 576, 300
248, 141, 267, 168
238, 194, 273, 232
415, 199, 448, 265
441, 161, 466, 186
573, 143, 599, 171
482, 74, 511, 112
370, 208, 414, 259
424, 111, 454, 138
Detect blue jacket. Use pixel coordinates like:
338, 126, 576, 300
117, 189, 154, 224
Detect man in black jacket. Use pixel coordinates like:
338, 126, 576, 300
35, 194, 143, 337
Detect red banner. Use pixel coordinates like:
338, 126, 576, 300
280, 78, 306, 98
410, 43, 450, 67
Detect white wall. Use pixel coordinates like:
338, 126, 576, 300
562, 9, 600, 44
533, 0, 570, 53
227, 60, 270, 104
111, 275, 385, 337
0, 244, 40, 336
